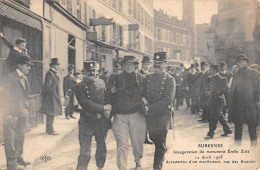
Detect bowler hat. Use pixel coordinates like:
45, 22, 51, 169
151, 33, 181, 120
142, 56, 152, 63
50, 58, 60, 66
200, 61, 207, 66
210, 63, 219, 70
68, 64, 75, 70
17, 54, 33, 66
154, 52, 167, 62
122, 56, 139, 64
84, 60, 96, 70
219, 61, 227, 67
236, 54, 249, 62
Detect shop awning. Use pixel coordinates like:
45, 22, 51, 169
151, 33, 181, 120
0, 2, 42, 31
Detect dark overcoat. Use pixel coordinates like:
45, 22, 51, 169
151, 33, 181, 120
40, 69, 62, 116
63, 75, 76, 107
229, 67, 260, 120
145, 72, 176, 131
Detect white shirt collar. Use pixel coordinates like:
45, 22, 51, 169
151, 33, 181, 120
16, 69, 25, 77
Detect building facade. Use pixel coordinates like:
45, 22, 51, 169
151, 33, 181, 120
196, 23, 209, 62
85, 0, 154, 74
154, 9, 191, 67
213, 0, 259, 65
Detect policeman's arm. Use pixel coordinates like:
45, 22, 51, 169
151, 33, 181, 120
75, 84, 104, 113
149, 77, 175, 115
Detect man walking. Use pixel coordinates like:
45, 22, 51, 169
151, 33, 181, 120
106, 56, 147, 170
75, 61, 112, 170
63, 64, 76, 119
205, 64, 232, 139
40, 58, 62, 135
139, 55, 153, 145
3, 54, 33, 170
145, 52, 176, 170
229, 54, 259, 147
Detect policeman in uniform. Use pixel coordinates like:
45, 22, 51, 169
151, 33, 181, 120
75, 61, 112, 170
219, 61, 233, 117
205, 64, 232, 139
145, 52, 176, 170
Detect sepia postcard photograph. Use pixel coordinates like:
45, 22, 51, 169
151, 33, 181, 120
0, 0, 259, 169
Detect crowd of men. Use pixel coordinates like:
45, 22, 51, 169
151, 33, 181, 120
0, 32, 259, 170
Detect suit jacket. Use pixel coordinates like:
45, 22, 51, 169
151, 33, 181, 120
229, 67, 260, 116
4, 71, 30, 118
145, 71, 176, 131
40, 69, 62, 116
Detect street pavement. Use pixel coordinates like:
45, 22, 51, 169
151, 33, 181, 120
29, 104, 260, 170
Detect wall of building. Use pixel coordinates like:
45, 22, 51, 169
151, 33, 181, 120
196, 23, 209, 61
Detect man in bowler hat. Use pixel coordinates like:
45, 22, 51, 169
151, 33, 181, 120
229, 54, 259, 147
145, 52, 176, 170
3, 54, 33, 170
40, 58, 62, 135
63, 64, 76, 119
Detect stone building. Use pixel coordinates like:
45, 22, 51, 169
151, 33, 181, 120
196, 23, 209, 62
214, 0, 259, 65
154, 9, 191, 67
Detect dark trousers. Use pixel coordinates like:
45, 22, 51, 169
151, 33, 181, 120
76, 128, 108, 170
46, 115, 54, 133
4, 116, 27, 169
208, 106, 231, 136
65, 95, 74, 117
201, 106, 210, 121
149, 129, 168, 170
233, 115, 257, 146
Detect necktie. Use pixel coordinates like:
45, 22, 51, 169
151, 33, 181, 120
20, 75, 26, 90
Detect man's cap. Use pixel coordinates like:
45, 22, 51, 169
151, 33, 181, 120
142, 56, 152, 63
210, 63, 219, 70
236, 54, 249, 62
190, 64, 195, 69
84, 60, 96, 70
200, 61, 207, 66
115, 63, 122, 70
122, 56, 139, 64
68, 64, 75, 70
154, 52, 167, 62
17, 54, 33, 66
50, 58, 60, 66
219, 61, 227, 67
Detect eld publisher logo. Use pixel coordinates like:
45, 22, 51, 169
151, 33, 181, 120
40, 155, 52, 162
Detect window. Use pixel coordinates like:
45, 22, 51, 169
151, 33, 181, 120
176, 33, 180, 44
67, 0, 72, 13
128, 0, 132, 15
68, 34, 76, 67
84, 2, 87, 24
77, 0, 81, 20
119, 0, 122, 12
101, 25, 106, 41
118, 25, 123, 46
157, 29, 161, 40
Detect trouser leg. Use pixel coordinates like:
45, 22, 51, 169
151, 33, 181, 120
95, 129, 108, 169
234, 118, 243, 144
76, 132, 92, 170
246, 116, 257, 146
202, 106, 210, 121
14, 117, 27, 159
46, 115, 54, 133
129, 112, 146, 165
149, 130, 168, 170
4, 117, 18, 169
219, 114, 231, 133
112, 114, 130, 170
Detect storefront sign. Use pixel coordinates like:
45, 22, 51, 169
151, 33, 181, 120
90, 17, 113, 26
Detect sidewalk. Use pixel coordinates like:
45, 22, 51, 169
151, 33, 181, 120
0, 113, 79, 170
